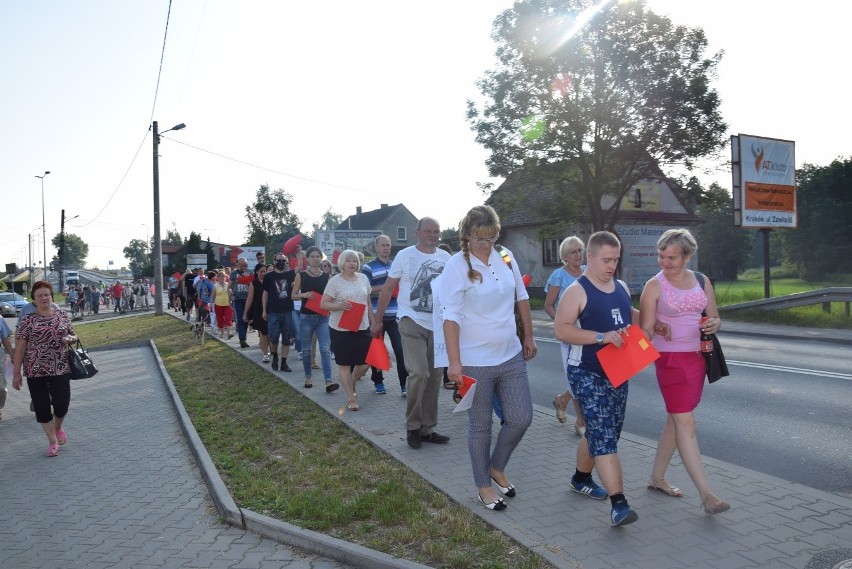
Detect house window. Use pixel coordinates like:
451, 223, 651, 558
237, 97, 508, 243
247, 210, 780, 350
542, 238, 560, 266
397, 227, 407, 242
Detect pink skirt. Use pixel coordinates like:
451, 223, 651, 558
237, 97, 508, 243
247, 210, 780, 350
654, 351, 705, 413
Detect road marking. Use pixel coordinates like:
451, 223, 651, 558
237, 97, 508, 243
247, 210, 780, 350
726, 360, 852, 380
533, 337, 852, 379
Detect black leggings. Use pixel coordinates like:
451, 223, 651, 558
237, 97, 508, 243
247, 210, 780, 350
27, 375, 71, 423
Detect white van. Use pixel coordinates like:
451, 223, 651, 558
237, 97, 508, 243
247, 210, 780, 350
65, 270, 80, 285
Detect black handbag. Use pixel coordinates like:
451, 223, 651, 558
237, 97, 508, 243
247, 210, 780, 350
694, 271, 729, 384
68, 340, 98, 380
704, 333, 729, 383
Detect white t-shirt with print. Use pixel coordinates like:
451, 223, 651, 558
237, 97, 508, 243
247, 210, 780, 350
388, 245, 450, 331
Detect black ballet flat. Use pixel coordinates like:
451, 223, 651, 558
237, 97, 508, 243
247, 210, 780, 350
478, 495, 507, 511
491, 477, 516, 498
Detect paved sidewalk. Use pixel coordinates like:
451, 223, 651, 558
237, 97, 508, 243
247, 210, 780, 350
7, 307, 848, 569
0, 347, 347, 569
220, 319, 852, 569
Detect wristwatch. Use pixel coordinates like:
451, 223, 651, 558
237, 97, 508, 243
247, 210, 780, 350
595, 333, 605, 345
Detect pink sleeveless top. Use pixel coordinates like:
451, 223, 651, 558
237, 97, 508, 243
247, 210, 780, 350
651, 271, 707, 352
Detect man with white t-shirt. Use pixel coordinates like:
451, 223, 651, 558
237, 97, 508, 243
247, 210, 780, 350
371, 217, 451, 449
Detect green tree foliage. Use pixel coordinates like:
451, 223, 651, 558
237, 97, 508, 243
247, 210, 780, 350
185, 231, 204, 254
693, 183, 752, 280
245, 184, 302, 250
779, 158, 852, 279
163, 224, 184, 246
467, 0, 727, 231
51, 232, 88, 269
310, 208, 344, 245
123, 239, 152, 276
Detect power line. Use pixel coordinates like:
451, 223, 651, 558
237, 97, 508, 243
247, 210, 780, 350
161, 135, 384, 196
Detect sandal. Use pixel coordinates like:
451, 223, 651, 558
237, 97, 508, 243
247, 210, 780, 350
701, 493, 731, 515
46, 444, 60, 457
325, 381, 339, 393
304, 380, 313, 388
647, 477, 684, 498
552, 395, 569, 424
56, 429, 68, 446
347, 397, 359, 411
311, 362, 320, 370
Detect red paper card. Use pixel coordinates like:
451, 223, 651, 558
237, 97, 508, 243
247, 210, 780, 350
365, 337, 390, 370
596, 325, 660, 387
338, 302, 366, 331
304, 293, 330, 316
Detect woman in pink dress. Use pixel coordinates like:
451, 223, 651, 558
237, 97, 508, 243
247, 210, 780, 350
639, 229, 729, 515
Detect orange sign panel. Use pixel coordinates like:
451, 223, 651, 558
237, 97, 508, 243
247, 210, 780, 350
745, 182, 796, 212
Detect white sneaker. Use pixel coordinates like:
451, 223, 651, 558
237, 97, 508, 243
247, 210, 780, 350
262, 353, 270, 363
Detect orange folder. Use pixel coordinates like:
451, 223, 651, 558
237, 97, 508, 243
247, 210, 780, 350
304, 293, 330, 316
365, 337, 390, 370
596, 325, 660, 387
338, 302, 366, 331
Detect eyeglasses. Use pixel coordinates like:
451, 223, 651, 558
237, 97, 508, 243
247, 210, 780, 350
473, 234, 499, 245
567, 249, 585, 255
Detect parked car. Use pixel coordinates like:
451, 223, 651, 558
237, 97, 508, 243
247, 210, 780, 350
0, 300, 16, 317
0, 291, 28, 315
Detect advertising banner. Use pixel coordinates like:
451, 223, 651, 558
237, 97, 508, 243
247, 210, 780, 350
734, 134, 797, 228
316, 230, 383, 263
615, 225, 697, 294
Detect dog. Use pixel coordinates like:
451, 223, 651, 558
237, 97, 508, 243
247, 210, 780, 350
190, 321, 206, 344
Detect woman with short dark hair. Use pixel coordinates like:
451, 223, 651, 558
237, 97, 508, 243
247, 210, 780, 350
12, 280, 78, 457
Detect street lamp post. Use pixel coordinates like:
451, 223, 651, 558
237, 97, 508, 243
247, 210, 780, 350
152, 121, 185, 315
35, 171, 50, 281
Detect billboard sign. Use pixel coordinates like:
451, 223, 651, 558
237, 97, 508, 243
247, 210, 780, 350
316, 230, 383, 263
732, 134, 797, 228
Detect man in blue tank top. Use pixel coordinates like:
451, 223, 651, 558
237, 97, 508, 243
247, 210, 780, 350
555, 231, 640, 527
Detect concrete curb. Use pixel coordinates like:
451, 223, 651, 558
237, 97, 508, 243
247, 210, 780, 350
150, 339, 244, 528
149, 338, 432, 569
243, 510, 433, 569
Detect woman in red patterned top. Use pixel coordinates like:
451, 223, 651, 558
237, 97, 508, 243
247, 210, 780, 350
12, 281, 78, 457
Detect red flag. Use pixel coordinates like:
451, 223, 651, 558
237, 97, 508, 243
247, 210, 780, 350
365, 337, 390, 370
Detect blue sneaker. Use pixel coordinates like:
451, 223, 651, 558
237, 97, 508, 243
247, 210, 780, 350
400, 385, 407, 396
610, 502, 639, 527
570, 477, 608, 500
375, 383, 386, 395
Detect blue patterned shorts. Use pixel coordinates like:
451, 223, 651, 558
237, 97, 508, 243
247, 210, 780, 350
567, 366, 628, 457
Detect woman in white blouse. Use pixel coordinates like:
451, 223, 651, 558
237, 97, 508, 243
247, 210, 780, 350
441, 205, 536, 511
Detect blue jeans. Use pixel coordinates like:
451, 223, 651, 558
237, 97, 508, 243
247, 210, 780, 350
233, 298, 248, 342
300, 314, 331, 381
291, 310, 302, 352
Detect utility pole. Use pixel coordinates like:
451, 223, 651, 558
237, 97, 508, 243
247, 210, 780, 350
59, 209, 66, 293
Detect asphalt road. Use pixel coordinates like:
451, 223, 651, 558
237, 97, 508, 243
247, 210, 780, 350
526, 324, 852, 498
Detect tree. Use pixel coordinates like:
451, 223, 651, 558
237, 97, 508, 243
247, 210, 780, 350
123, 239, 152, 276
310, 208, 343, 239
245, 184, 302, 248
51, 232, 88, 269
467, 0, 727, 231
779, 158, 852, 279
163, 224, 184, 246
693, 183, 751, 281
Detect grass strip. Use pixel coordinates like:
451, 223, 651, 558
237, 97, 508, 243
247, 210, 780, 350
78, 315, 553, 569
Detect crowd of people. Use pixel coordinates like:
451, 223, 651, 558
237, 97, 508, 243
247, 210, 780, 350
64, 279, 154, 317
5, 214, 730, 529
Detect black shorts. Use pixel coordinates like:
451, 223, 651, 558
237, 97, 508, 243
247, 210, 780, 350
329, 328, 371, 366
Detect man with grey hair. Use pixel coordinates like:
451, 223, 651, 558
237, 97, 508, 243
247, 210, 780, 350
371, 218, 451, 449
230, 258, 251, 348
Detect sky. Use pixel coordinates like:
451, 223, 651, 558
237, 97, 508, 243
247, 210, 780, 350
1, 0, 849, 271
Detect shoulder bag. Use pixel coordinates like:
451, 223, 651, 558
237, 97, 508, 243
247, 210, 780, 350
68, 339, 98, 380
695, 272, 729, 383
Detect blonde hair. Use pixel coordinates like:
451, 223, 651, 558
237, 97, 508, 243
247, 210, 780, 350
459, 205, 501, 283
559, 236, 585, 263
336, 249, 361, 273
656, 228, 697, 257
